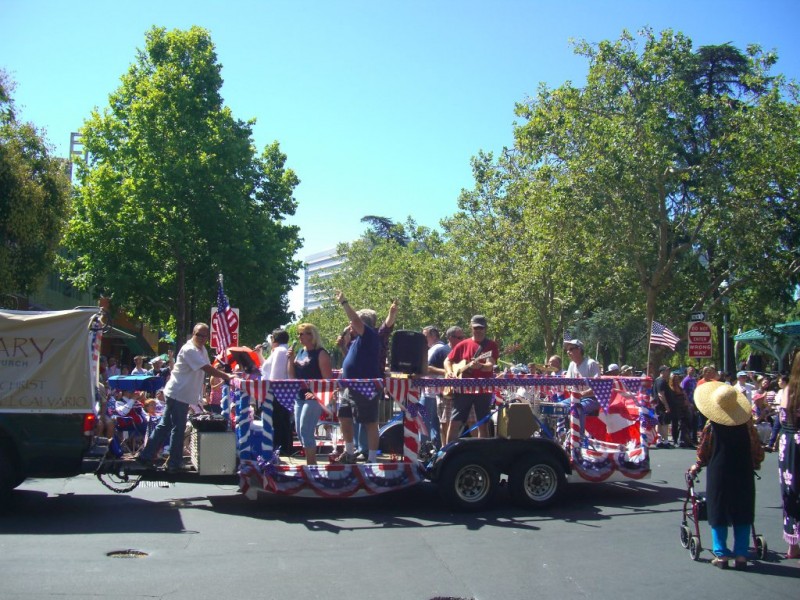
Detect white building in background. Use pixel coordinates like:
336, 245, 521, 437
303, 248, 346, 312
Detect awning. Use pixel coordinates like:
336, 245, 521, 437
733, 321, 800, 367
103, 326, 136, 339
104, 326, 154, 356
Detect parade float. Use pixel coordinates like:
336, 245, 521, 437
94, 372, 654, 510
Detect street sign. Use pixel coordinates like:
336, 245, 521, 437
689, 311, 708, 322
687, 321, 713, 359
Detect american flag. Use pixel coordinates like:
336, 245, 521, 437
563, 330, 572, 342
650, 321, 680, 350
213, 278, 236, 353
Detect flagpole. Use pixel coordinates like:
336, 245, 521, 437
646, 319, 652, 377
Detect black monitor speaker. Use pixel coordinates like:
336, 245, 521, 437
390, 330, 428, 374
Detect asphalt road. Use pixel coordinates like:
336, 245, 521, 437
1, 447, 798, 600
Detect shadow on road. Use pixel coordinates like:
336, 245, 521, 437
0, 487, 187, 535
0, 476, 687, 536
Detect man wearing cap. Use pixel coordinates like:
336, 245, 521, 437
606, 363, 620, 376
563, 339, 601, 447
734, 371, 755, 405
444, 316, 499, 440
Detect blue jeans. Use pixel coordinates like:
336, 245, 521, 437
419, 394, 441, 448
294, 397, 322, 449
139, 397, 189, 469
711, 524, 751, 558
354, 421, 368, 454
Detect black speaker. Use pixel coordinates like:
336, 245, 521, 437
390, 330, 428, 374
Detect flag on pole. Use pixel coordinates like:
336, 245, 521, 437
650, 321, 680, 350
213, 276, 236, 353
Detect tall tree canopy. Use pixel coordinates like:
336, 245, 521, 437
299, 30, 799, 371
62, 26, 302, 341
455, 29, 799, 366
0, 70, 71, 301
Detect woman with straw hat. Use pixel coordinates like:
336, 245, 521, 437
689, 381, 765, 570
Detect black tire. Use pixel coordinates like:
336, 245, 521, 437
680, 525, 690, 549
755, 535, 768, 560
509, 455, 566, 509
689, 535, 702, 561
0, 446, 20, 505
438, 453, 499, 511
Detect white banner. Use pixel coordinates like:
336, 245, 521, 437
0, 309, 97, 413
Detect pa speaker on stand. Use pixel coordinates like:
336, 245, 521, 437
390, 330, 428, 374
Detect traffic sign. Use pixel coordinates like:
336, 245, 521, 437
687, 321, 713, 359
689, 311, 708, 322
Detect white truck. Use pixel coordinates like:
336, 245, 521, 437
0, 308, 103, 502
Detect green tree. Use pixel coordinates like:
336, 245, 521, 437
62, 27, 302, 341
0, 70, 71, 300
509, 29, 799, 366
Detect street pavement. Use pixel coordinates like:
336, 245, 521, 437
1, 446, 798, 600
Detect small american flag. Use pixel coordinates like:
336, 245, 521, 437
650, 321, 680, 350
212, 277, 236, 353
563, 330, 572, 342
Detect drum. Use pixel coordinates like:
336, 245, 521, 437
539, 402, 570, 416
378, 419, 404, 455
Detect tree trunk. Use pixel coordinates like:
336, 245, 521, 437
177, 259, 187, 344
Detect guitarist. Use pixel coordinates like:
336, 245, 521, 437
443, 315, 499, 440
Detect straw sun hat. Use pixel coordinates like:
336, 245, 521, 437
694, 381, 752, 426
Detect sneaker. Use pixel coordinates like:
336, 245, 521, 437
733, 558, 747, 571
334, 452, 357, 464
134, 454, 154, 467
355, 451, 368, 462
164, 464, 191, 474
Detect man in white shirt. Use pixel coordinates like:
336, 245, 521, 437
564, 339, 601, 447
734, 371, 755, 404
137, 323, 233, 473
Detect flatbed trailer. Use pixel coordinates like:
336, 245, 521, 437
92, 374, 654, 510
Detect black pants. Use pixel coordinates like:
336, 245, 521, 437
273, 401, 294, 457
669, 401, 692, 445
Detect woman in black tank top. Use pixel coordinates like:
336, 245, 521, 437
288, 323, 332, 465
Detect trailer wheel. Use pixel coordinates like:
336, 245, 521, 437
509, 455, 566, 509
439, 453, 498, 511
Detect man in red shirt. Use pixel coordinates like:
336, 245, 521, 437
443, 315, 499, 440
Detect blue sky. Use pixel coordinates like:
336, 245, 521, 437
2, 0, 799, 313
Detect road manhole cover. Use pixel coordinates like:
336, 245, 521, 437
106, 549, 149, 558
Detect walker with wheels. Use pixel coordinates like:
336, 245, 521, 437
679, 469, 768, 561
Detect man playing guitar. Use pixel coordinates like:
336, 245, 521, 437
443, 315, 499, 440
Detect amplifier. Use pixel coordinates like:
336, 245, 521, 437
497, 403, 538, 439
191, 431, 237, 475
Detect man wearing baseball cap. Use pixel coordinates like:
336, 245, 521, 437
443, 315, 499, 440
564, 339, 601, 448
